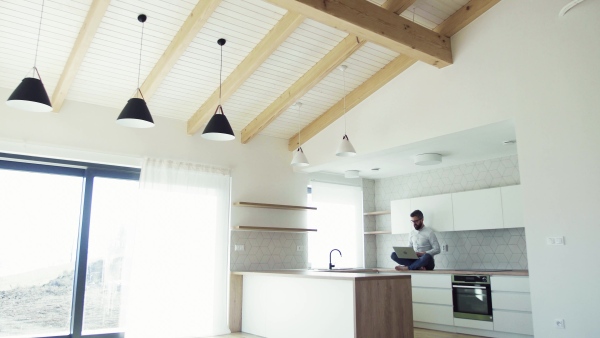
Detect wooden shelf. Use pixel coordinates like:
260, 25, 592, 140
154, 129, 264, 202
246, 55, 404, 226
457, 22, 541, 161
233, 201, 316, 211
363, 210, 390, 216
233, 226, 317, 232
364, 231, 391, 235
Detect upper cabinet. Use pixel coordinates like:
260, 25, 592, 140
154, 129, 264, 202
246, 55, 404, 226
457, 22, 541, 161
391, 199, 412, 234
453, 188, 503, 231
390, 185, 524, 233
410, 194, 454, 232
500, 185, 524, 228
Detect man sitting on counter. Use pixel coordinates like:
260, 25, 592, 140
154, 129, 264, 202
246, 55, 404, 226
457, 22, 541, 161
391, 210, 441, 271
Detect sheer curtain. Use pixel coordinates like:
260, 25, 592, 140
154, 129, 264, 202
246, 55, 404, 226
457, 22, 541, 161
124, 158, 231, 338
308, 181, 364, 269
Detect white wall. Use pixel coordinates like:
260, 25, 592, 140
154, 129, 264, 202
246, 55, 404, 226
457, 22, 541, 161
302, 0, 600, 336
0, 87, 310, 230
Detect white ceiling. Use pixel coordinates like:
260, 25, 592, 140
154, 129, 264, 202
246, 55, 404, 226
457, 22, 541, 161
0, 0, 471, 141
302, 120, 518, 179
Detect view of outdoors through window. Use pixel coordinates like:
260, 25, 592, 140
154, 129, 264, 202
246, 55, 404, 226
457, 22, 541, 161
82, 177, 140, 335
0, 168, 83, 337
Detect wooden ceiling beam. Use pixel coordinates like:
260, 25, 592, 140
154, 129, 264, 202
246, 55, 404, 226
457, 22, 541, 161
241, 34, 366, 144
139, 0, 222, 100
264, 0, 452, 68
187, 12, 304, 135
239, 0, 411, 144
287, 0, 501, 150
383, 0, 417, 15
51, 0, 110, 112
287, 55, 416, 151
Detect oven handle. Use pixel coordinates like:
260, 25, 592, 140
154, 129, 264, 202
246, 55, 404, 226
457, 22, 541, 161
452, 285, 487, 289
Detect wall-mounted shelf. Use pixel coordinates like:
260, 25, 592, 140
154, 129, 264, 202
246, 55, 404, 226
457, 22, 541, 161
363, 210, 390, 216
233, 226, 317, 232
233, 202, 316, 211
364, 230, 391, 235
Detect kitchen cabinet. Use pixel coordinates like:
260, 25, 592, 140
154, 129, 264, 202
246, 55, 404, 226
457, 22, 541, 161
453, 188, 503, 231
410, 194, 454, 232
410, 273, 454, 326
391, 199, 412, 234
501, 185, 524, 228
491, 276, 533, 336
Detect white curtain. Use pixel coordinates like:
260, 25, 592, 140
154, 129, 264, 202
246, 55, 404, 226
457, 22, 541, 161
308, 181, 364, 269
124, 158, 231, 338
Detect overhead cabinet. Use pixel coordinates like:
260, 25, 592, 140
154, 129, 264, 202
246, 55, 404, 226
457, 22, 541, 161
452, 188, 503, 231
390, 185, 523, 233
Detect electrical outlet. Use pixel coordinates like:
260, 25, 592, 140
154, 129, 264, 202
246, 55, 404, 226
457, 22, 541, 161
443, 244, 449, 252
296, 245, 304, 252
547, 237, 566, 245
554, 318, 565, 329
234, 244, 244, 251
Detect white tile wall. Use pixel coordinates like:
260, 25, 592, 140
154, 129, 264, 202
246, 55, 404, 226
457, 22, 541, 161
230, 231, 308, 271
366, 155, 528, 270
363, 179, 377, 267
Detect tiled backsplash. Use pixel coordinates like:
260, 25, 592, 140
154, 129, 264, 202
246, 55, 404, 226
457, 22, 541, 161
367, 155, 527, 270
230, 231, 308, 271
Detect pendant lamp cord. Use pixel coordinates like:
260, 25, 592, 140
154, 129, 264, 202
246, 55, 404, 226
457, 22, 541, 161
343, 67, 347, 135
219, 43, 223, 106
297, 103, 301, 147
32, 0, 46, 77
137, 19, 145, 90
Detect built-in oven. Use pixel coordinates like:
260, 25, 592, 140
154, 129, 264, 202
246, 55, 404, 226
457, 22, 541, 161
452, 274, 493, 322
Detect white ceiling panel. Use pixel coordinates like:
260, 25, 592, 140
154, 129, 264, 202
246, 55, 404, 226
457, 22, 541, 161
261, 42, 399, 139
148, 0, 287, 121
222, 18, 348, 131
0, 0, 91, 97
400, 0, 470, 30
67, 0, 198, 110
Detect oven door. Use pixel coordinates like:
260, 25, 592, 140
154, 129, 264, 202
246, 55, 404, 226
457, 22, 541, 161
452, 284, 493, 321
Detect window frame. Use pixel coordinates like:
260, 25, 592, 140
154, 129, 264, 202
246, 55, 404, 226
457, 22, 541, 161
0, 153, 139, 338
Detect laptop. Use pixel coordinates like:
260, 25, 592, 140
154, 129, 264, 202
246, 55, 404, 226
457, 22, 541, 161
393, 246, 418, 259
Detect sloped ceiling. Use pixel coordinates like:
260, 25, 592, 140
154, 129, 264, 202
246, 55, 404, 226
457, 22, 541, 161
0, 0, 499, 148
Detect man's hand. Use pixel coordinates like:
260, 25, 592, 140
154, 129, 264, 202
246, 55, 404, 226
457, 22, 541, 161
416, 251, 426, 257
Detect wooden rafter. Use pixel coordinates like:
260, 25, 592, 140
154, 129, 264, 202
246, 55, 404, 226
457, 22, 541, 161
287, 55, 416, 151
240, 34, 366, 144
51, 0, 110, 112
239, 0, 412, 144
139, 0, 222, 100
287, 0, 501, 150
383, 0, 417, 15
264, 0, 452, 68
187, 12, 305, 135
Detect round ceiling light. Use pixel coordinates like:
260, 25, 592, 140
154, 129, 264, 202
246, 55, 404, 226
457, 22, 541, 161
414, 153, 442, 166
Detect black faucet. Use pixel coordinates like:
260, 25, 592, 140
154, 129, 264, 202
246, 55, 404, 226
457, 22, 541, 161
329, 249, 342, 270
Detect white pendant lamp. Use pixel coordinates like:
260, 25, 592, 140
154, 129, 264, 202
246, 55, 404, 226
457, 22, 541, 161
202, 38, 235, 141
291, 102, 309, 167
6, 0, 52, 112
116, 14, 154, 128
336, 65, 356, 157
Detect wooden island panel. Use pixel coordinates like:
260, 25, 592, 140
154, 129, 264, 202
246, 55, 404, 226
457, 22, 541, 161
355, 277, 414, 338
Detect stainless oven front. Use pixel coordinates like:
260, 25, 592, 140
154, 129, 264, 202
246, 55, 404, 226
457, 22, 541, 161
452, 274, 493, 322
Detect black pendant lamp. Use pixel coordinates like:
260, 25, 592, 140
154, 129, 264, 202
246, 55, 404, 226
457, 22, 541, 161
202, 38, 235, 141
6, 0, 52, 112
116, 14, 154, 128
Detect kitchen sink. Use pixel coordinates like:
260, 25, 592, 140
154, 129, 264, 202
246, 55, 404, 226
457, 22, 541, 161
311, 268, 380, 273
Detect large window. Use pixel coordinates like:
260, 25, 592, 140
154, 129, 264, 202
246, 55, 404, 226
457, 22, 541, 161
0, 155, 139, 338
308, 182, 364, 269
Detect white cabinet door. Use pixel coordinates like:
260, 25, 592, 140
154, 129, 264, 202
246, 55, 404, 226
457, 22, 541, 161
453, 188, 503, 231
410, 194, 454, 232
391, 199, 412, 234
494, 310, 534, 335
501, 185, 524, 228
413, 303, 454, 325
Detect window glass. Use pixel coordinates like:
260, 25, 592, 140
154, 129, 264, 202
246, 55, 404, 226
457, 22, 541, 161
0, 168, 83, 337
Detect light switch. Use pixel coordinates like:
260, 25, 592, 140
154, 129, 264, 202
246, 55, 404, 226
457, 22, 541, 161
546, 237, 565, 245
296, 245, 304, 252
234, 244, 245, 251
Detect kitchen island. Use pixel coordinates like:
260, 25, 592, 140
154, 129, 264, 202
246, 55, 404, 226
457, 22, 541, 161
231, 270, 413, 338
